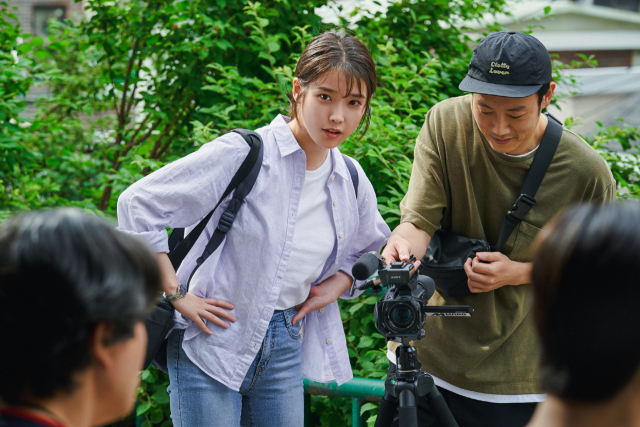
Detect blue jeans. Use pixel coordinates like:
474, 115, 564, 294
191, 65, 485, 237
166, 307, 304, 427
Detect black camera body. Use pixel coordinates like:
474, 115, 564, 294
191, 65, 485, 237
374, 272, 435, 340
377, 259, 413, 286
373, 258, 436, 341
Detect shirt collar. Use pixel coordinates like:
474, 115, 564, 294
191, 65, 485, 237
270, 114, 350, 180
329, 148, 350, 180
270, 115, 303, 158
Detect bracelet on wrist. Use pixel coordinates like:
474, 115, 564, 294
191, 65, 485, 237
165, 284, 187, 303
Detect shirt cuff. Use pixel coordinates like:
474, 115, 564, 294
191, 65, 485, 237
339, 258, 364, 300
118, 228, 169, 253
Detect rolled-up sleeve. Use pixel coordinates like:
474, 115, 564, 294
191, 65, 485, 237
339, 161, 390, 299
116, 133, 250, 252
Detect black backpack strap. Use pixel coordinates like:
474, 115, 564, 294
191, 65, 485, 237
342, 154, 359, 199
167, 129, 262, 271
185, 134, 264, 288
494, 114, 563, 252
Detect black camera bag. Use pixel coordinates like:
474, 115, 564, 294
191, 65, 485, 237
418, 114, 563, 298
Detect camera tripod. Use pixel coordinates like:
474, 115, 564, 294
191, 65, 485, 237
374, 339, 458, 427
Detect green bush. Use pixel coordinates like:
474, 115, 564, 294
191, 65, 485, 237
2, 0, 639, 426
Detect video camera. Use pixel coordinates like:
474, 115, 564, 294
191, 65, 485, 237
350, 252, 473, 343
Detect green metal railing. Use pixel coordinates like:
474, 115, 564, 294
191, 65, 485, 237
304, 377, 385, 427
136, 376, 385, 427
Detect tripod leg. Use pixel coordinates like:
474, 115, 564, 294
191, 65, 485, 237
425, 384, 459, 427
374, 392, 398, 427
397, 389, 419, 427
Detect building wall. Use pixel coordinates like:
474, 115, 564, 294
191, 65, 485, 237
504, 12, 640, 32
551, 50, 634, 67
9, 0, 84, 36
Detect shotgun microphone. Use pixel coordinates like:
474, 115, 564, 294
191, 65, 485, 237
352, 251, 383, 280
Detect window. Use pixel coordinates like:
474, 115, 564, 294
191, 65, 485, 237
33, 6, 66, 39
593, 0, 640, 12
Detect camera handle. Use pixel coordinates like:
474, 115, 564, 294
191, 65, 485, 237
374, 344, 459, 427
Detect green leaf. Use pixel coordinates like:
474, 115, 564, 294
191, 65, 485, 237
358, 336, 374, 348
31, 37, 44, 46
349, 302, 364, 314
151, 389, 170, 404
363, 296, 378, 305
17, 42, 32, 55
360, 402, 378, 415
150, 407, 164, 424
267, 41, 280, 53
136, 401, 151, 416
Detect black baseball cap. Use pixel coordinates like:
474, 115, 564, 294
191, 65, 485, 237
459, 31, 552, 98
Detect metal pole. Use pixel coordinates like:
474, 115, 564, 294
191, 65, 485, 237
304, 391, 312, 427
303, 377, 385, 402
352, 398, 364, 427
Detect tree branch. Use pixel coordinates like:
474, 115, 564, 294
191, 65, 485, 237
125, 113, 151, 148
118, 38, 141, 130
149, 97, 192, 159
124, 55, 144, 118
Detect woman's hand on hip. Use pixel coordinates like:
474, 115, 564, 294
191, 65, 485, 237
292, 271, 352, 325
171, 293, 236, 335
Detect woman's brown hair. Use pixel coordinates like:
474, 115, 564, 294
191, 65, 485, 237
287, 30, 377, 136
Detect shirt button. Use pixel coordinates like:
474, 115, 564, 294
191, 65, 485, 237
319, 308, 324, 313
326, 338, 332, 344
339, 232, 343, 238
334, 261, 338, 266
333, 200, 337, 206
330, 175, 335, 181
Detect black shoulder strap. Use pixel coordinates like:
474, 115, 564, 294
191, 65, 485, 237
342, 154, 359, 199
168, 129, 263, 271
494, 114, 563, 252
185, 132, 263, 289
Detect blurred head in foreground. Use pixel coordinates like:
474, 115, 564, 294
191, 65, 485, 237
528, 201, 640, 426
0, 208, 160, 427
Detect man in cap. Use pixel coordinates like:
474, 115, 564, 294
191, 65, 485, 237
381, 31, 615, 426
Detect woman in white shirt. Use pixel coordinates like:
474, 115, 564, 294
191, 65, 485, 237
117, 30, 390, 427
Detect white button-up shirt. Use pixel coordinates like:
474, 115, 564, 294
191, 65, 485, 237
117, 115, 390, 391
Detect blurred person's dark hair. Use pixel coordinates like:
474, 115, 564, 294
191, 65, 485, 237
0, 208, 161, 404
531, 201, 640, 402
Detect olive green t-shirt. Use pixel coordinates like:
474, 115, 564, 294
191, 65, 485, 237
393, 94, 615, 395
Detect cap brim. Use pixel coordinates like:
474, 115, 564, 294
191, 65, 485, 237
459, 75, 541, 98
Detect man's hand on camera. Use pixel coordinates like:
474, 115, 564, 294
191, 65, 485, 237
381, 234, 413, 264
464, 252, 532, 293
172, 293, 236, 335
381, 236, 422, 275
292, 271, 352, 325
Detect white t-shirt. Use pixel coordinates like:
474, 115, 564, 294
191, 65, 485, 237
275, 154, 336, 310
